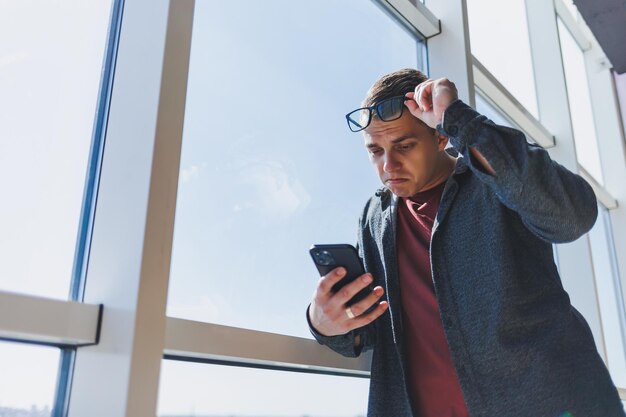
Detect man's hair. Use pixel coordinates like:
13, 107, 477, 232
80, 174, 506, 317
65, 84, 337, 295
363, 68, 429, 122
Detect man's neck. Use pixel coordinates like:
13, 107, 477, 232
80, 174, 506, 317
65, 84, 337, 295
417, 153, 457, 193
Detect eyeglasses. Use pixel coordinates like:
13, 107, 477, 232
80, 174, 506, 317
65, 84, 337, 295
345, 95, 410, 132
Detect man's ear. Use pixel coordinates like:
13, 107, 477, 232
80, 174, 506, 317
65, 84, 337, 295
436, 132, 449, 151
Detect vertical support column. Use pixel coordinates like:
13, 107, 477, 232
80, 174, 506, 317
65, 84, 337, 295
425, 0, 475, 107
67, 0, 194, 416
525, 0, 606, 359
583, 39, 626, 343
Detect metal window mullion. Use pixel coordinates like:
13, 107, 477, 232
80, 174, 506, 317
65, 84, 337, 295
373, 0, 441, 39
163, 317, 371, 378
553, 0, 591, 51
423, 0, 474, 106
67, 0, 194, 416
0, 291, 101, 347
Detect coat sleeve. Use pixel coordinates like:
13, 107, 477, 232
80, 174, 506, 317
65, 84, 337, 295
438, 99, 598, 243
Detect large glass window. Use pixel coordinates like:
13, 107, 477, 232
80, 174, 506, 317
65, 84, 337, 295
556, 17, 604, 184
166, 0, 425, 338
0, 341, 59, 416
0, 1, 113, 299
588, 205, 626, 388
157, 361, 369, 417
466, 0, 539, 118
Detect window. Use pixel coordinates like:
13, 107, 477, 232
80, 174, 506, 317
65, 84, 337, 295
466, 0, 539, 118
157, 360, 369, 417
166, 0, 425, 338
556, 17, 604, 184
0, 0, 113, 299
0, 341, 59, 416
588, 205, 626, 388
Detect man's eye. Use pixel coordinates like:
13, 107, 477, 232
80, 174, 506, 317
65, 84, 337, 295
397, 143, 414, 151
369, 148, 383, 155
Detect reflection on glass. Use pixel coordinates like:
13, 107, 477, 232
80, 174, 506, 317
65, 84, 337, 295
0, 341, 59, 416
588, 205, 626, 387
0, 1, 112, 299
157, 360, 368, 417
557, 17, 604, 184
167, 0, 423, 337
466, 0, 539, 118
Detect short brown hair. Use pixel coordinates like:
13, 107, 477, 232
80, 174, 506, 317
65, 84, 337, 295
363, 68, 429, 120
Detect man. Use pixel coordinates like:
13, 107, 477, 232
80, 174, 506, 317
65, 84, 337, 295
306, 68, 625, 417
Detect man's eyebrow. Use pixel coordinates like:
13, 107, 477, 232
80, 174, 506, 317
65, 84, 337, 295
366, 135, 417, 149
391, 135, 416, 143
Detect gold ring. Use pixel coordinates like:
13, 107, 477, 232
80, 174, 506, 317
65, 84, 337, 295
345, 307, 355, 319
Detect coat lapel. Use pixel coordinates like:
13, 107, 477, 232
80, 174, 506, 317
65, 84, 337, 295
433, 156, 467, 234
379, 191, 406, 362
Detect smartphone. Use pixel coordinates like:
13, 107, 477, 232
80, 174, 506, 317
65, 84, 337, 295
309, 244, 373, 306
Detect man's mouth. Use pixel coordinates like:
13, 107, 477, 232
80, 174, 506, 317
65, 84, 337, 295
386, 178, 408, 184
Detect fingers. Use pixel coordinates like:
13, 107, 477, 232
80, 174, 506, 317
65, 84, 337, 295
411, 79, 433, 111
404, 94, 421, 115
333, 272, 373, 306
316, 269, 373, 306
405, 79, 433, 116
418, 83, 433, 111
316, 267, 347, 297
310, 274, 388, 336
348, 285, 385, 316
404, 78, 459, 130
346, 300, 389, 332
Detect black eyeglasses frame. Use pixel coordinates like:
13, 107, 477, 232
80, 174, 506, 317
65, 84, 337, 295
345, 95, 411, 132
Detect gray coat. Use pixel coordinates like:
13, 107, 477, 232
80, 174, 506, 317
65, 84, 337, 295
307, 99, 625, 417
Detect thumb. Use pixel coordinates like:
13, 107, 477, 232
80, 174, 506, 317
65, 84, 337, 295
404, 97, 423, 119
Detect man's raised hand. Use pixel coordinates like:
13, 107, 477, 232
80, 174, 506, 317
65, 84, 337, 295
404, 77, 458, 129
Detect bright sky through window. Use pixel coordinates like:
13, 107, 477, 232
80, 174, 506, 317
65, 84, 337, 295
166, 0, 425, 339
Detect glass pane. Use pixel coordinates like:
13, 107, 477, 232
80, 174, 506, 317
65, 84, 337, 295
556, 17, 604, 184
167, 0, 423, 337
0, 341, 59, 415
157, 361, 369, 417
467, 0, 539, 118
475, 92, 515, 128
0, 1, 113, 299
588, 205, 626, 388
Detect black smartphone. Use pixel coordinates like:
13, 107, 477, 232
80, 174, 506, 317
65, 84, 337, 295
309, 244, 373, 306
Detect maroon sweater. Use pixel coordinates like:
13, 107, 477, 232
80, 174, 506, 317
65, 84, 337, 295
396, 180, 470, 417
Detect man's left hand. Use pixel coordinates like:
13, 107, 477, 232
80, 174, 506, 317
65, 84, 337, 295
404, 78, 458, 129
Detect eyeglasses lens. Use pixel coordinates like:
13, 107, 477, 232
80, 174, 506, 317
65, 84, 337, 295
347, 108, 371, 132
377, 96, 404, 121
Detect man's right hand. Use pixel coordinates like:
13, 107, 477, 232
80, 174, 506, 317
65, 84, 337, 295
308, 266, 389, 337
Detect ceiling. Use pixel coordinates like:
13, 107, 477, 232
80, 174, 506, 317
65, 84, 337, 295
573, 0, 626, 74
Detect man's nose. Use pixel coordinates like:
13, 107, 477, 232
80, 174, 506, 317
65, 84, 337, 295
383, 153, 400, 172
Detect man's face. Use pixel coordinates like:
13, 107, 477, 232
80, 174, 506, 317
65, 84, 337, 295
363, 111, 447, 197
